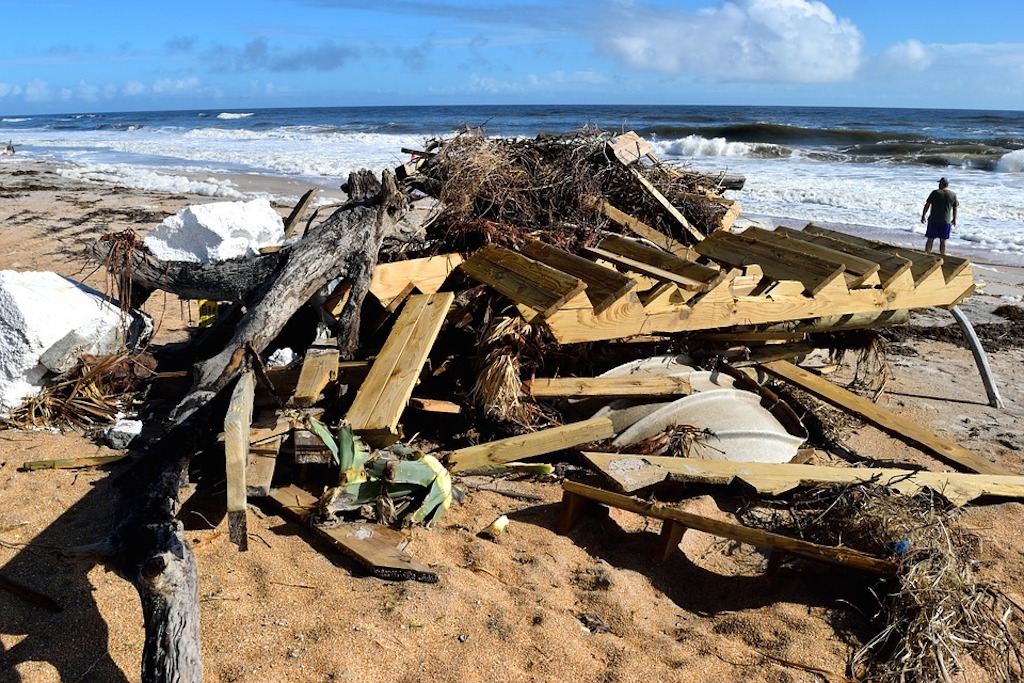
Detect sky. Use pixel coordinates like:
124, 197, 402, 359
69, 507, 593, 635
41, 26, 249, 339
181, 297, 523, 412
1, 0, 1022, 115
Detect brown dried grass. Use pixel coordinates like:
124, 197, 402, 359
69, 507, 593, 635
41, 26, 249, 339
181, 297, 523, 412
741, 483, 1024, 683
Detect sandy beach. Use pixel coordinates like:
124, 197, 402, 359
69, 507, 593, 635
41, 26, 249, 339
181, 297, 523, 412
2, 157, 1024, 683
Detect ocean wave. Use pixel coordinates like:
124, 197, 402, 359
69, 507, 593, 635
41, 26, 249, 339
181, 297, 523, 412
1, 118, 30, 123
655, 135, 788, 159
57, 163, 245, 198
646, 122, 914, 148
996, 149, 1024, 172
218, 112, 255, 120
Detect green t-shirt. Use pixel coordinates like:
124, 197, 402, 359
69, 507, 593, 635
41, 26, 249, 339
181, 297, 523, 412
927, 188, 958, 225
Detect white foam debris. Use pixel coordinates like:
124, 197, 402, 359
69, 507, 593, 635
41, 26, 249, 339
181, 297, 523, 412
0, 271, 150, 415
105, 418, 143, 449
144, 197, 285, 262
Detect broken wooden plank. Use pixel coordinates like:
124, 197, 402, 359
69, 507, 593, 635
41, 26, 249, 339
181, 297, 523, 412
582, 452, 1024, 506
246, 411, 291, 497
524, 375, 692, 399
447, 416, 615, 473
560, 480, 898, 575
460, 245, 586, 319
759, 360, 1011, 475
283, 187, 319, 239
346, 292, 455, 446
607, 131, 654, 165
225, 370, 256, 549
369, 253, 463, 309
292, 428, 333, 465
585, 244, 709, 290
19, 454, 127, 471
291, 340, 340, 408
521, 239, 636, 315
268, 485, 437, 582
408, 397, 462, 414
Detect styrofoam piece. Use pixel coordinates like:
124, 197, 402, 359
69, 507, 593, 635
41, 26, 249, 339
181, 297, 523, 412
0, 270, 153, 415
144, 197, 285, 262
611, 388, 804, 463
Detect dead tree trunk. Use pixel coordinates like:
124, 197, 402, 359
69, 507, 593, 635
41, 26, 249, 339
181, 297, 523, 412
97, 169, 404, 683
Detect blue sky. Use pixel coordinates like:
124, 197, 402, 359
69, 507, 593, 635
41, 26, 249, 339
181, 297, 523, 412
1, 0, 1022, 114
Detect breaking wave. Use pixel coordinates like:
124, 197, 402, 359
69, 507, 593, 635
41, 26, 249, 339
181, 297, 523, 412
996, 149, 1024, 172
217, 112, 255, 120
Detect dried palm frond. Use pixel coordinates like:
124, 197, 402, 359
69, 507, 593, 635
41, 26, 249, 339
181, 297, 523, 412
98, 228, 146, 337
4, 352, 155, 432
469, 314, 546, 427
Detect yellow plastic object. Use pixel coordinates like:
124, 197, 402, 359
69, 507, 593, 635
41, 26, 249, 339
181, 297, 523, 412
198, 299, 219, 328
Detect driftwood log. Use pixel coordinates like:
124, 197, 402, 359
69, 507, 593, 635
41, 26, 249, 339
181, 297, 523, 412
90, 169, 404, 683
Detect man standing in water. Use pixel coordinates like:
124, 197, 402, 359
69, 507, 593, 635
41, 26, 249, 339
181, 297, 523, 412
921, 177, 958, 255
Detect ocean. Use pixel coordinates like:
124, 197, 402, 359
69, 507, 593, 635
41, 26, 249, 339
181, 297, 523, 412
2, 104, 1023, 265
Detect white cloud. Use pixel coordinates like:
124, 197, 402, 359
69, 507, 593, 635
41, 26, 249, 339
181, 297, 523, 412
881, 39, 932, 72
597, 0, 863, 83
152, 76, 201, 94
123, 81, 146, 96
24, 79, 53, 102
77, 80, 101, 102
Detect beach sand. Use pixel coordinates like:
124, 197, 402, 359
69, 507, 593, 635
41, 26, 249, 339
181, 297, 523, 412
1, 158, 1023, 683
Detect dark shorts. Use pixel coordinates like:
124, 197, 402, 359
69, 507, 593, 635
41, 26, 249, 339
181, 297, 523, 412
926, 222, 951, 240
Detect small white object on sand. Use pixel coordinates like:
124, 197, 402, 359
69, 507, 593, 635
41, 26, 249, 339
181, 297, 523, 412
144, 197, 285, 262
0, 271, 153, 415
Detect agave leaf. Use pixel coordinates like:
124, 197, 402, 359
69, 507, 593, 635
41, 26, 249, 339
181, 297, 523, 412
319, 479, 383, 515
306, 414, 339, 466
383, 458, 439, 487
406, 455, 453, 525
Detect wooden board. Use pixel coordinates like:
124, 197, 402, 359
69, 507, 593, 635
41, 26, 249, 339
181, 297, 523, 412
776, 226, 912, 290
524, 375, 692, 399
268, 485, 437, 582
560, 480, 897, 575
627, 166, 704, 242
584, 196, 692, 257
742, 227, 881, 287
225, 370, 256, 549
521, 239, 636, 315
759, 360, 1011, 475
246, 411, 291, 497
346, 292, 455, 445
460, 245, 586, 319
607, 131, 654, 165
696, 230, 847, 297
446, 416, 615, 473
283, 187, 319, 239
369, 254, 463, 309
802, 223, 946, 286
291, 341, 339, 407
408, 397, 462, 414
582, 452, 1024, 506
597, 234, 725, 288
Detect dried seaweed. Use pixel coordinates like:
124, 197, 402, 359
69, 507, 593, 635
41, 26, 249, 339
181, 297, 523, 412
740, 483, 1024, 683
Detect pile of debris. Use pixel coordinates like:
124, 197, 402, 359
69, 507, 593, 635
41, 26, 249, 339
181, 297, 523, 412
8, 129, 1024, 682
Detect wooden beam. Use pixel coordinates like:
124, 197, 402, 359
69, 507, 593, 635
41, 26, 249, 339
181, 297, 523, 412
460, 245, 586, 319
291, 340, 340, 408
225, 370, 256, 549
802, 224, 947, 286
696, 230, 847, 297
521, 239, 636, 315
346, 292, 454, 446
246, 411, 290, 497
369, 253, 463, 309
742, 227, 881, 287
446, 416, 615, 473
597, 234, 725, 288
776, 226, 912, 290
19, 455, 127, 471
582, 452, 1024, 506
627, 165, 705, 242
759, 360, 1011, 475
524, 375, 692, 399
560, 480, 897, 575
584, 245, 710, 290
268, 485, 437, 582
408, 397, 462, 414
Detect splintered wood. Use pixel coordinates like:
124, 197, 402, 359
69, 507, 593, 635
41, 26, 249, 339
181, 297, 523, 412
459, 226, 976, 344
